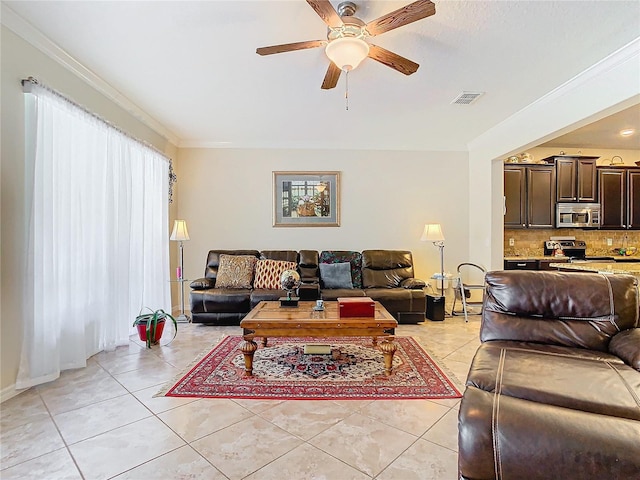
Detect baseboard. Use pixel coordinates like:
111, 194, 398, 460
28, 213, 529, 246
0, 383, 25, 404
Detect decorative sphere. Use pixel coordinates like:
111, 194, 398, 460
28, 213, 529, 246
280, 270, 301, 291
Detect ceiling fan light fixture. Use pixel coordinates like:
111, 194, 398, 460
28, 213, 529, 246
325, 36, 369, 71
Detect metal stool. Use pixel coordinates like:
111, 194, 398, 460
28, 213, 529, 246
452, 262, 486, 322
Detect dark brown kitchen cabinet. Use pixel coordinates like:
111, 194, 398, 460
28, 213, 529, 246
548, 156, 598, 202
503, 258, 568, 270
598, 167, 640, 229
504, 259, 538, 270
504, 167, 526, 227
504, 165, 556, 228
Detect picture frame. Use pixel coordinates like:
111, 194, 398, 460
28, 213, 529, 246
273, 171, 340, 227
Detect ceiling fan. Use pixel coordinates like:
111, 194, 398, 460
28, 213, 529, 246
256, 0, 436, 89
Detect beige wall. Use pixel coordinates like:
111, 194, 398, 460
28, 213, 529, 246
175, 148, 470, 291
0, 26, 177, 399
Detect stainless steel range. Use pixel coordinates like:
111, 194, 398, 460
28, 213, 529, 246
543, 237, 586, 259
543, 236, 615, 263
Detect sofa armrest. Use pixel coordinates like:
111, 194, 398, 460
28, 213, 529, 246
400, 278, 426, 289
609, 328, 640, 371
190, 277, 214, 290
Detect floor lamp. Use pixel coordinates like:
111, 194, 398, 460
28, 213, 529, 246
170, 219, 190, 323
421, 223, 445, 294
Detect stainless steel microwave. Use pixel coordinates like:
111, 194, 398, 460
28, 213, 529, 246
556, 203, 601, 228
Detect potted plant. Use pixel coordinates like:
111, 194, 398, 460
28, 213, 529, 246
133, 308, 178, 348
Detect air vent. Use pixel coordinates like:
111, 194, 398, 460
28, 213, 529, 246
451, 91, 484, 105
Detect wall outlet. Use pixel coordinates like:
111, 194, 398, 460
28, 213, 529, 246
509, 238, 515, 246
607, 238, 613, 246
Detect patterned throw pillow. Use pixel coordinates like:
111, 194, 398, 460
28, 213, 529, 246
215, 254, 257, 289
319, 251, 363, 288
254, 259, 298, 290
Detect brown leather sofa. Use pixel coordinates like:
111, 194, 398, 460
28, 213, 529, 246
189, 249, 426, 325
458, 270, 640, 480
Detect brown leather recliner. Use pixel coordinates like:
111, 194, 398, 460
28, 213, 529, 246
459, 270, 640, 480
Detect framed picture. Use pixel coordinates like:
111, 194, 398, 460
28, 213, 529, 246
273, 171, 340, 227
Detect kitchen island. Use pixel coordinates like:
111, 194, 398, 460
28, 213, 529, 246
549, 262, 640, 276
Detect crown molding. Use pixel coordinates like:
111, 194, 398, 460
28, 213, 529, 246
1, 3, 180, 147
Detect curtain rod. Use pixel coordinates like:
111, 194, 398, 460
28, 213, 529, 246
22, 76, 177, 203
21, 76, 172, 163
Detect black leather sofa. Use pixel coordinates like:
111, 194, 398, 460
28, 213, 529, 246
189, 249, 426, 325
458, 270, 640, 480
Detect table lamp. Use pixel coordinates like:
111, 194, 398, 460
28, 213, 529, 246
170, 219, 190, 322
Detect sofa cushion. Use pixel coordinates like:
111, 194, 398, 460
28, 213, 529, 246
319, 251, 363, 288
192, 288, 251, 313
364, 288, 424, 317
362, 250, 414, 288
467, 342, 640, 421
609, 328, 640, 371
299, 250, 319, 281
458, 385, 640, 480
254, 259, 297, 290
250, 288, 286, 307
482, 271, 639, 351
319, 262, 353, 289
215, 254, 257, 289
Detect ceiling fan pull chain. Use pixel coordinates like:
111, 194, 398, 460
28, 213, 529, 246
345, 69, 349, 111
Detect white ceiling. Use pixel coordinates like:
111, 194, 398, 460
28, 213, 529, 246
3, 0, 640, 151
539, 104, 640, 150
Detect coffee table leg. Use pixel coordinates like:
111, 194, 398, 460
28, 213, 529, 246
379, 339, 397, 375
262, 337, 268, 347
240, 339, 258, 376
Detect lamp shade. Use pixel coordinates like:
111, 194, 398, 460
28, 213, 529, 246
420, 223, 444, 242
170, 220, 190, 241
325, 37, 370, 71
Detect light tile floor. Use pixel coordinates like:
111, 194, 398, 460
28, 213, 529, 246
0, 314, 481, 480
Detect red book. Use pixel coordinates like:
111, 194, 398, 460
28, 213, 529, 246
338, 297, 375, 317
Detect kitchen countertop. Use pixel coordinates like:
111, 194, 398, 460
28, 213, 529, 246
549, 262, 640, 275
505, 255, 639, 262
504, 256, 571, 261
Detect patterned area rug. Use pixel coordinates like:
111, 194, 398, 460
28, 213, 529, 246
158, 336, 462, 400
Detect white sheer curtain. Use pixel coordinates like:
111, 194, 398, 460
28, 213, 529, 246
17, 84, 170, 389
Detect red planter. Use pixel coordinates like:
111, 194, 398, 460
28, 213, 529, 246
136, 319, 165, 344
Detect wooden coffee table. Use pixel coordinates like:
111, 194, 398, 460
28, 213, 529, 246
239, 301, 398, 376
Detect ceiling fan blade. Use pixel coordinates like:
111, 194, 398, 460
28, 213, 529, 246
256, 40, 326, 56
321, 62, 341, 89
365, 0, 436, 37
368, 44, 419, 75
306, 0, 343, 28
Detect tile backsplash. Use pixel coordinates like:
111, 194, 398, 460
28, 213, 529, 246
504, 228, 640, 257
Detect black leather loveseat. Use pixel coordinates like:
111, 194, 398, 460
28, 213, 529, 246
189, 249, 426, 325
458, 270, 640, 480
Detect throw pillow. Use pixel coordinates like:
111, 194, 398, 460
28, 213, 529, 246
254, 259, 298, 290
319, 251, 363, 288
215, 254, 257, 289
319, 262, 354, 289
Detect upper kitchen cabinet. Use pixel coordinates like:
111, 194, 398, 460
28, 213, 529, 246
504, 164, 556, 228
544, 155, 598, 202
598, 167, 640, 229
